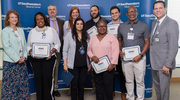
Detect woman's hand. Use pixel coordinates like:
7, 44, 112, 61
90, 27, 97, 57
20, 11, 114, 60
107, 64, 116, 72
91, 56, 99, 63
17, 57, 26, 64
88, 64, 92, 72
46, 48, 56, 60
29, 49, 38, 59
64, 64, 68, 73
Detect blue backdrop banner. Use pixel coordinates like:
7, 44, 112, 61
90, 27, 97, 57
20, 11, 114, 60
1, 0, 156, 98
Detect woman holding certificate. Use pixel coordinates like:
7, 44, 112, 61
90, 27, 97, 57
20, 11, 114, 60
1, 10, 30, 99
63, 18, 89, 100
87, 19, 119, 100
27, 12, 60, 100
63, 6, 81, 37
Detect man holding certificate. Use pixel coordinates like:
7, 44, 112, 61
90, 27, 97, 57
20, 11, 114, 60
118, 6, 150, 100
108, 6, 127, 100
88, 19, 119, 100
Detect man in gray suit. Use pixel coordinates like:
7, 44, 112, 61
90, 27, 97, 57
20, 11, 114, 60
150, 1, 179, 100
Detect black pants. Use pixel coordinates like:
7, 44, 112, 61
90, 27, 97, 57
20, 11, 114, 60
29, 56, 56, 100
95, 69, 115, 100
69, 66, 87, 100
115, 57, 127, 93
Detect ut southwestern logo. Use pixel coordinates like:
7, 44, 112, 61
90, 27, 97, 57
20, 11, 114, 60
129, 50, 135, 53
89, 31, 94, 34
98, 62, 104, 65
38, 48, 44, 50
110, 28, 115, 30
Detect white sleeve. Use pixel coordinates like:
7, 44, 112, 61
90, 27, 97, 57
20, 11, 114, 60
52, 28, 61, 52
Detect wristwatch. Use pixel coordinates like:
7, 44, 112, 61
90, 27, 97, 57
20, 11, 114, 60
139, 54, 144, 58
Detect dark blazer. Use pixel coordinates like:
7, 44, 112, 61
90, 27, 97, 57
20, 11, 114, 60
150, 16, 179, 70
47, 18, 64, 53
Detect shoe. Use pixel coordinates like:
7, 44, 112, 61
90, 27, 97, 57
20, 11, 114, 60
121, 93, 126, 100
89, 89, 96, 95
53, 90, 61, 97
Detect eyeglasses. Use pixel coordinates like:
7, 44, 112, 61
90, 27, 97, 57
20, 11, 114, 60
127, 10, 137, 13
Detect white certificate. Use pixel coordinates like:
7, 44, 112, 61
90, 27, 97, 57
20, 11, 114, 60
122, 45, 141, 61
107, 24, 119, 36
91, 55, 111, 74
32, 43, 51, 58
87, 26, 98, 37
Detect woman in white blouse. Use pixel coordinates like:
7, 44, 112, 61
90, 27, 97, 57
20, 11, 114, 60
27, 12, 60, 100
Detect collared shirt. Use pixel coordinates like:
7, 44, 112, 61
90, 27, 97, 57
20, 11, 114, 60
107, 20, 123, 25
50, 18, 59, 35
118, 19, 150, 51
108, 20, 123, 36
157, 15, 167, 26
84, 17, 109, 32
88, 33, 119, 64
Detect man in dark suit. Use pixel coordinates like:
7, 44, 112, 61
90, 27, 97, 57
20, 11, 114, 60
150, 1, 179, 100
47, 4, 64, 97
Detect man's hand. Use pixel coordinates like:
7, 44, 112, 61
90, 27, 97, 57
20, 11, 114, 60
132, 55, 141, 62
120, 51, 125, 58
162, 65, 170, 75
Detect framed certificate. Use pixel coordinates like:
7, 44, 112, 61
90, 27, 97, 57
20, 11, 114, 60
107, 24, 119, 36
86, 26, 98, 37
32, 43, 51, 58
122, 45, 141, 61
91, 55, 111, 74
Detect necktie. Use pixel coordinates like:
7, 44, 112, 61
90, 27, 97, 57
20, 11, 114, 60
152, 21, 160, 41
53, 20, 58, 33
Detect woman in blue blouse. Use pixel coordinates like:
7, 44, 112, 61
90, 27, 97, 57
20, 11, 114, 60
1, 10, 30, 100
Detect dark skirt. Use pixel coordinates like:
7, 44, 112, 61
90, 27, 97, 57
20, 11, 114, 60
1, 61, 30, 100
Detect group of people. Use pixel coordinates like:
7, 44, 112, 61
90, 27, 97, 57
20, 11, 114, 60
1, 1, 179, 100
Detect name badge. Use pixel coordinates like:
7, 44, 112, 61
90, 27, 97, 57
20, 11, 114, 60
154, 38, 159, 42
127, 33, 134, 40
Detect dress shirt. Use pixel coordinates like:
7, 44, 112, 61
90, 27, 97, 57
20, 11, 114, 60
50, 18, 59, 35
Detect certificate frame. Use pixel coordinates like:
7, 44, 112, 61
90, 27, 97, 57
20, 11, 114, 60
86, 26, 98, 37
91, 55, 111, 74
122, 45, 141, 61
32, 43, 51, 58
107, 24, 119, 36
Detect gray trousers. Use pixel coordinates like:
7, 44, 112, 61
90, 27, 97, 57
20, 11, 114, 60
152, 69, 172, 100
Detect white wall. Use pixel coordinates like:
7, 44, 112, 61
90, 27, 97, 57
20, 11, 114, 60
167, 0, 180, 77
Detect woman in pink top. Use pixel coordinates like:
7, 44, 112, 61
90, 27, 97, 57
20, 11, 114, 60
88, 19, 119, 100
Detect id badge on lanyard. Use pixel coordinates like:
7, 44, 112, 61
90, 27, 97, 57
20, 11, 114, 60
153, 31, 160, 43
79, 46, 85, 55
127, 28, 134, 40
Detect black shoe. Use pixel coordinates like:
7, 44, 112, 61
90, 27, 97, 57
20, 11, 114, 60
53, 90, 61, 97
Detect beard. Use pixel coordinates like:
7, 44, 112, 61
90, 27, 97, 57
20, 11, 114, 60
49, 14, 56, 18
91, 12, 100, 19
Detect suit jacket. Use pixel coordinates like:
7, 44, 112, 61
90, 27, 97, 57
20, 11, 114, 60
150, 16, 179, 70
47, 18, 64, 53
1, 27, 27, 63
63, 32, 89, 69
